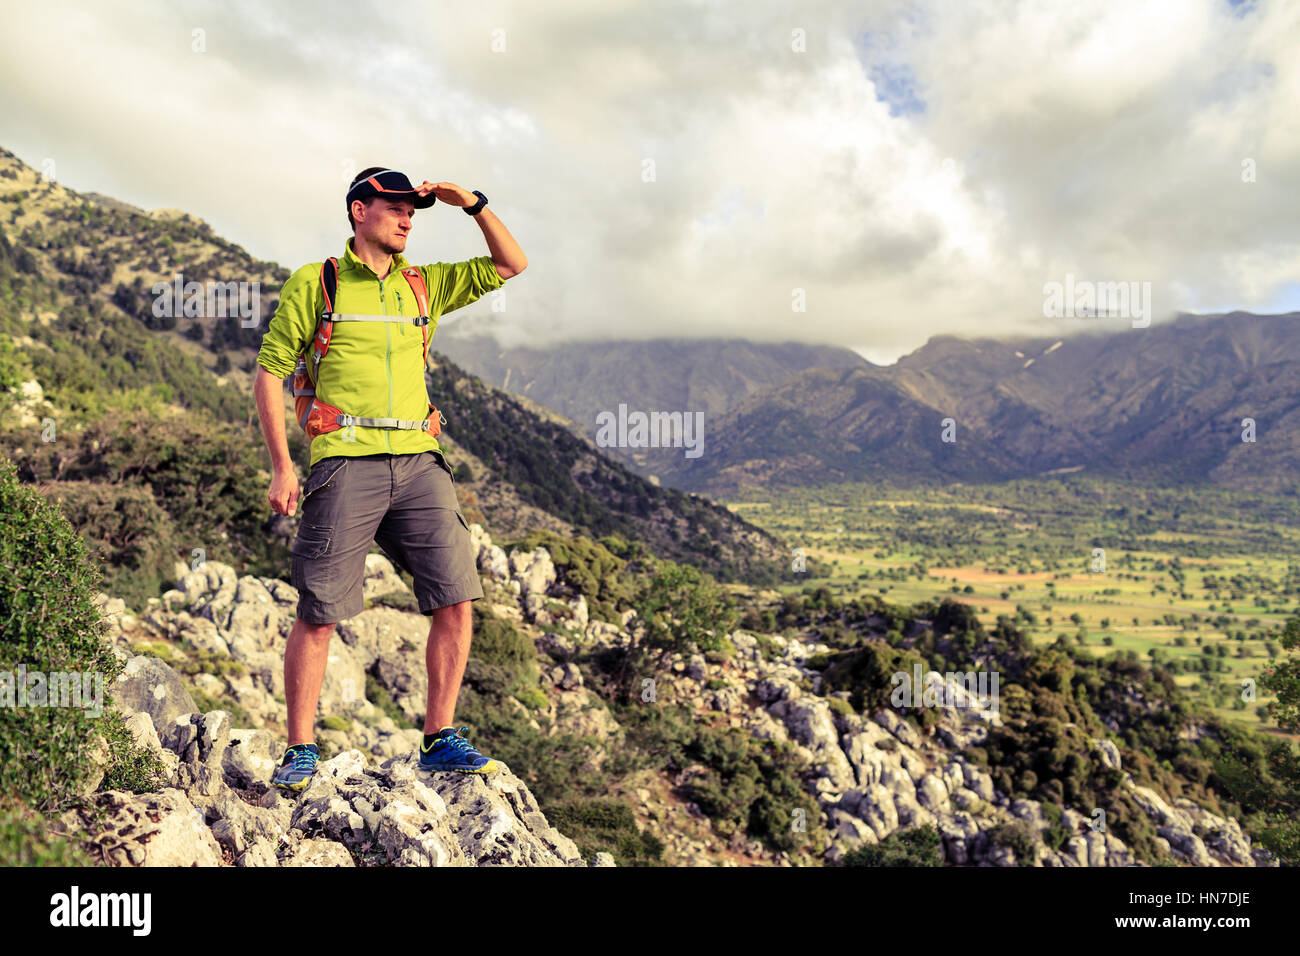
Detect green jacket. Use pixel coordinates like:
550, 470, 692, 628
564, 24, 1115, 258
257, 238, 503, 467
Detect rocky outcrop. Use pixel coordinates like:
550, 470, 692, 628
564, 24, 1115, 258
92, 524, 1276, 868
75, 695, 593, 868
91, 550, 599, 868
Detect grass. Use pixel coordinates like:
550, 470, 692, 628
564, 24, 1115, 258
727, 476, 1300, 743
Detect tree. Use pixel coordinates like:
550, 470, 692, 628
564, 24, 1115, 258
632, 558, 737, 659
1261, 617, 1300, 732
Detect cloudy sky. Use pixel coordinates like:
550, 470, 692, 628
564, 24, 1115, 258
1, 0, 1296, 362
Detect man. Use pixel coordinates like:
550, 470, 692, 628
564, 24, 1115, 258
253, 167, 527, 792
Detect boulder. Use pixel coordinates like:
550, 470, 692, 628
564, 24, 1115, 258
112, 655, 198, 741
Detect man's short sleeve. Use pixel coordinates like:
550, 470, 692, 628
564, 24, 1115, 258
256, 263, 320, 378
422, 257, 504, 317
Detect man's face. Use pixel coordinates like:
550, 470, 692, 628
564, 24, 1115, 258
356, 198, 415, 254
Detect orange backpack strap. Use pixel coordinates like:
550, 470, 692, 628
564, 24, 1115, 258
310, 257, 341, 373
293, 257, 340, 436
400, 267, 432, 367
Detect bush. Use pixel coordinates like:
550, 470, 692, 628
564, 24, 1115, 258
8, 404, 290, 586
819, 643, 941, 731
34, 480, 179, 609
1042, 825, 1070, 851
509, 530, 632, 621
0, 456, 160, 817
466, 603, 540, 700
546, 798, 664, 867
841, 825, 942, 867
632, 558, 738, 656
827, 697, 854, 717
989, 821, 1040, 864
0, 798, 90, 866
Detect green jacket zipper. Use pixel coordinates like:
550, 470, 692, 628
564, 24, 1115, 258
380, 276, 393, 454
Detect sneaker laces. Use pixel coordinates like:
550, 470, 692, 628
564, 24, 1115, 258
436, 727, 480, 758
282, 746, 319, 773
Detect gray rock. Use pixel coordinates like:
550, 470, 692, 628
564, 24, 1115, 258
1092, 737, 1123, 772
281, 837, 356, 867
223, 728, 282, 790
58, 788, 223, 867
363, 553, 410, 601
278, 750, 589, 868
509, 547, 556, 599
549, 662, 584, 691
1009, 799, 1043, 826
916, 774, 950, 812
1158, 826, 1213, 866
112, 654, 198, 738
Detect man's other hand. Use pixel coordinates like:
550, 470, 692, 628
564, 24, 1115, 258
269, 467, 301, 516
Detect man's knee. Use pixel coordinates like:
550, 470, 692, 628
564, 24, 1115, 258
428, 601, 471, 626
293, 618, 337, 641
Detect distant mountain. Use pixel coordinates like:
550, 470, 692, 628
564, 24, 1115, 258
434, 331, 869, 472
652, 315, 1300, 495
424, 352, 785, 579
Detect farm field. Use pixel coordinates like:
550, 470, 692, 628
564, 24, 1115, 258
726, 477, 1300, 740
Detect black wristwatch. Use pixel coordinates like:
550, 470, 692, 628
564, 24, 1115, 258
464, 190, 488, 216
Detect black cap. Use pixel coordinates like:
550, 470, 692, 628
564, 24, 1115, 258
345, 169, 436, 209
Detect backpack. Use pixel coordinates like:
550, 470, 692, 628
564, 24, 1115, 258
292, 257, 447, 441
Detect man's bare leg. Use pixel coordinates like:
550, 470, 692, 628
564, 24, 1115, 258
424, 600, 473, 733
283, 617, 336, 746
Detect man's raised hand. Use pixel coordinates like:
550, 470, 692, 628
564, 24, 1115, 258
415, 181, 476, 206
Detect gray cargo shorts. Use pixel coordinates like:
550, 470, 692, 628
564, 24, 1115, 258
290, 450, 484, 625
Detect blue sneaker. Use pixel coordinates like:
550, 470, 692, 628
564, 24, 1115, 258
271, 744, 320, 793
419, 726, 502, 774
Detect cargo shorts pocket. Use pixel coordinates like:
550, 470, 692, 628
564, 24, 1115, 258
426, 450, 456, 483
301, 457, 348, 505
291, 521, 334, 560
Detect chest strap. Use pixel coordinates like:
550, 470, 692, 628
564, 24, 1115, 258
325, 313, 431, 325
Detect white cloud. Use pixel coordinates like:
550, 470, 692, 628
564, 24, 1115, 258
0, 0, 1296, 361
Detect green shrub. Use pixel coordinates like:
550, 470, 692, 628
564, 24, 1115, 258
513, 687, 549, 711
466, 603, 540, 699
8, 406, 291, 587
365, 674, 416, 728
842, 825, 942, 867
508, 530, 631, 615
819, 643, 941, 731
36, 480, 179, 610
632, 558, 738, 657
827, 698, 854, 717
1042, 825, 1070, 851
546, 798, 664, 867
0, 798, 91, 866
989, 821, 1040, 864
0, 456, 162, 839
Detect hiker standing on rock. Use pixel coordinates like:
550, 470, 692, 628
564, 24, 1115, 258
253, 168, 526, 792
